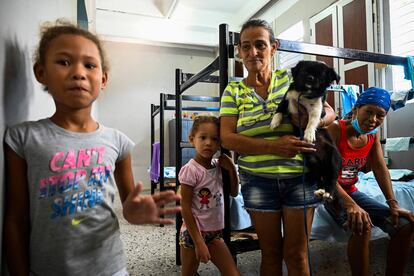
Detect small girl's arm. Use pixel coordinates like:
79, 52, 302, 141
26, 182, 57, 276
114, 154, 181, 225
218, 154, 239, 197
4, 145, 30, 275
180, 184, 210, 263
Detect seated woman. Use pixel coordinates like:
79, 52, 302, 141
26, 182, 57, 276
325, 87, 414, 276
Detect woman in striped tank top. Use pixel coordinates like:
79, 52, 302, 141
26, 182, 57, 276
220, 19, 335, 276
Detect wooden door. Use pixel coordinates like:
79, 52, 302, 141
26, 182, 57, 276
310, 5, 339, 114
337, 0, 374, 89
311, 0, 374, 116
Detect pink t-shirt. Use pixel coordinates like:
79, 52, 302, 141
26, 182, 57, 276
179, 159, 224, 231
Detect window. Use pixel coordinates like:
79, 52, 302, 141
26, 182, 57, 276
275, 21, 304, 69
390, 0, 414, 92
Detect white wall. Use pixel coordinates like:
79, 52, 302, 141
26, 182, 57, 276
0, 0, 76, 272
387, 102, 414, 170
1, 1, 77, 123
98, 41, 218, 189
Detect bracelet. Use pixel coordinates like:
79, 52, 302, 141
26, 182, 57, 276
386, 198, 398, 205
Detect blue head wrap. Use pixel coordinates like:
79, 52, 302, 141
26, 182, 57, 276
351, 87, 391, 135
354, 87, 391, 112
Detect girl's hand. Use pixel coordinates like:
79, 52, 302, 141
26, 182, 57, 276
346, 203, 373, 235
274, 135, 316, 158
195, 241, 210, 264
389, 204, 414, 229
218, 154, 235, 171
122, 182, 181, 225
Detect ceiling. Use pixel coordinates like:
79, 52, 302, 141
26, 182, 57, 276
89, 0, 275, 50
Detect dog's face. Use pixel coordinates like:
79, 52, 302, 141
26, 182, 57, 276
290, 61, 340, 98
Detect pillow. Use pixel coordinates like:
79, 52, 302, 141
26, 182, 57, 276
361, 169, 413, 181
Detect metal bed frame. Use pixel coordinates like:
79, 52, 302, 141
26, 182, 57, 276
173, 23, 410, 265
150, 92, 220, 194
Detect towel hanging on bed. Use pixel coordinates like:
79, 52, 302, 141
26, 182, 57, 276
391, 89, 414, 111
150, 142, 160, 182
341, 85, 359, 115
385, 137, 412, 151
404, 56, 414, 90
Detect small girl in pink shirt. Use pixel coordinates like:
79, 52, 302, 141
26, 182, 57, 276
179, 116, 240, 276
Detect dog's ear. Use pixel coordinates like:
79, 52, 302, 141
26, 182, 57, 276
328, 68, 341, 83
291, 61, 304, 79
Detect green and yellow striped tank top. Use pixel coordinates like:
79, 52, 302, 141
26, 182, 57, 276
220, 69, 307, 179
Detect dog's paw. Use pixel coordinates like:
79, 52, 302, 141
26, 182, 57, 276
323, 192, 333, 202
304, 128, 316, 143
314, 189, 326, 199
314, 189, 334, 202
270, 113, 283, 129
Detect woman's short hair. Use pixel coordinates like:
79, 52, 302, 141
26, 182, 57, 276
239, 19, 276, 44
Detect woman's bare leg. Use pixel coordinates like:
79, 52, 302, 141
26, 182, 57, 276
386, 224, 414, 276
250, 211, 283, 276
283, 207, 315, 276
348, 231, 370, 276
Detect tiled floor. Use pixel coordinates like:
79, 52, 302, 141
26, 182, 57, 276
116, 192, 414, 276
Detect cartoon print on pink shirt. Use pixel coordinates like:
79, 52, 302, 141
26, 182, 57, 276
213, 192, 223, 207
198, 188, 211, 209
38, 147, 113, 219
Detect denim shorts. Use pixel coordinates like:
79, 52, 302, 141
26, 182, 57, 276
324, 190, 410, 237
239, 170, 320, 211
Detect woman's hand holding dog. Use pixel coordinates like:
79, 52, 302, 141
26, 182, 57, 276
273, 135, 316, 158
290, 102, 333, 129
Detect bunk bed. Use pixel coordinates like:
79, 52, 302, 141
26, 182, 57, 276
150, 91, 220, 195
173, 23, 414, 265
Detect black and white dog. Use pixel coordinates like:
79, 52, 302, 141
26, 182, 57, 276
270, 60, 342, 200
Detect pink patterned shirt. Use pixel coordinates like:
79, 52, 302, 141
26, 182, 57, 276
179, 159, 224, 231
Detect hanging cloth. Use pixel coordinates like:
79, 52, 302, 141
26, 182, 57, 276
390, 90, 413, 111
385, 137, 412, 151
150, 142, 160, 182
404, 56, 414, 90
340, 85, 359, 116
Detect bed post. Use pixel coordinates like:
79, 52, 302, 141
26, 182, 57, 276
219, 24, 229, 96
159, 93, 165, 193
150, 104, 155, 194
175, 69, 183, 265
156, 93, 166, 227
219, 23, 233, 249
